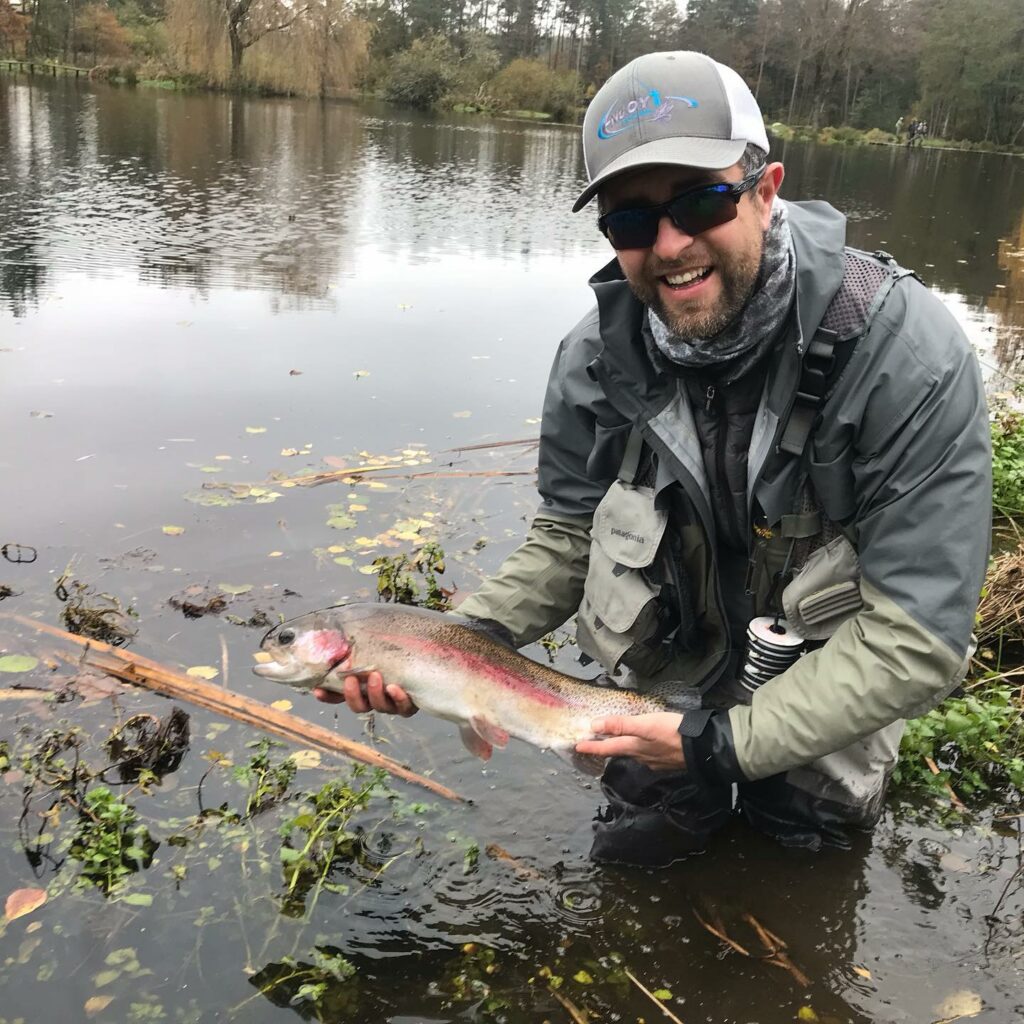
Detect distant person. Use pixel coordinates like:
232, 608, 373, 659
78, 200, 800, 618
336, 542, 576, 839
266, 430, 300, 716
895, 115, 904, 140
319, 52, 991, 866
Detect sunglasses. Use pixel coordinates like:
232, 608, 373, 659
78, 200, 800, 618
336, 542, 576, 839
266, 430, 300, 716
597, 166, 767, 250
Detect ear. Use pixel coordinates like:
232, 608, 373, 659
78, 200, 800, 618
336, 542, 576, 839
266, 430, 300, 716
756, 162, 785, 230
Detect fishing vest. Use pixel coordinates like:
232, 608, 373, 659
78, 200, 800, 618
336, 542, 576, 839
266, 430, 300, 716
575, 248, 918, 681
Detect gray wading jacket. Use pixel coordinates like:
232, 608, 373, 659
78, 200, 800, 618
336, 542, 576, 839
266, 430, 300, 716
459, 200, 991, 785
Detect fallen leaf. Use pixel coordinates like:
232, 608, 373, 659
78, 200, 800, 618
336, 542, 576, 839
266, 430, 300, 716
271, 699, 293, 711
186, 666, 219, 680
452, 411, 472, 418
218, 583, 253, 596
853, 965, 872, 979
797, 1008, 819, 1022
200, 466, 222, 473
290, 749, 322, 769
326, 545, 347, 554
162, 525, 185, 536
573, 970, 594, 984
353, 370, 370, 379
349, 504, 367, 512
253, 652, 272, 664
333, 556, 354, 566
5, 888, 46, 921
245, 426, 267, 434
934, 990, 983, 1020
268, 551, 283, 558
0, 655, 39, 674
214, 454, 232, 460
84, 995, 114, 1016
280, 448, 299, 457
358, 565, 379, 575
25, 921, 42, 934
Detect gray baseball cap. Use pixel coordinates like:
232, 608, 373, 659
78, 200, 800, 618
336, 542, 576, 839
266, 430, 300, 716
573, 51, 770, 212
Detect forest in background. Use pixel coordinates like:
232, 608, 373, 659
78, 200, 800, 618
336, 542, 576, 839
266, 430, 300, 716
1, 0, 1023, 148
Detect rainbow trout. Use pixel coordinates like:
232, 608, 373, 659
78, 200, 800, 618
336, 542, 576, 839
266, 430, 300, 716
252, 603, 693, 774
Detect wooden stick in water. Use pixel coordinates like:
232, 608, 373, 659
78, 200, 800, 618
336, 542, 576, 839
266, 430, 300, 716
4, 613, 464, 803
624, 969, 686, 1024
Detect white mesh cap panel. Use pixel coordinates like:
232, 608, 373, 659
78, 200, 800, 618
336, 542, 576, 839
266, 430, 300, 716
714, 59, 770, 153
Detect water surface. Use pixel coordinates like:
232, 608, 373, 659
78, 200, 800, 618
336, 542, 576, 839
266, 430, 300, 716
0, 75, 1022, 1023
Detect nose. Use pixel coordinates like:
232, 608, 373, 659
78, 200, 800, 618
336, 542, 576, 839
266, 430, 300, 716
650, 214, 695, 260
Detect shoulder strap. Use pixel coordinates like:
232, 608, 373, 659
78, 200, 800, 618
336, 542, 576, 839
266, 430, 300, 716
776, 247, 914, 459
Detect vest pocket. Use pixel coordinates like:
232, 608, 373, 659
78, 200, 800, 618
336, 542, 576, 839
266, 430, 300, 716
782, 535, 863, 640
576, 481, 667, 673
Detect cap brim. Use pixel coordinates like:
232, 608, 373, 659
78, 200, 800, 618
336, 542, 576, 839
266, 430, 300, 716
572, 136, 748, 213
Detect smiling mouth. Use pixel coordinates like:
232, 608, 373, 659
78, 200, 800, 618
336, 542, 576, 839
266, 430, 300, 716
661, 266, 713, 290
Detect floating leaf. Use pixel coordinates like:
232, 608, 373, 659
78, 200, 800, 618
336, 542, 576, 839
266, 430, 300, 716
333, 556, 354, 566
934, 991, 983, 1020
349, 503, 367, 512
162, 525, 185, 536
270, 699, 292, 712
290, 749, 322, 769
327, 515, 357, 530
268, 551, 283, 558
119, 893, 153, 908
84, 995, 114, 1016
359, 565, 380, 575
853, 966, 872, 979
0, 655, 39, 674
218, 583, 253, 596
94, 970, 121, 987
652, 989, 672, 1001
214, 454, 232, 460
452, 411, 472, 418
797, 1008, 819, 1022
199, 466, 222, 473
353, 370, 370, 379
354, 537, 377, 547
280, 448, 299, 457
573, 970, 594, 984
5, 888, 46, 921
245, 426, 267, 434
326, 545, 347, 554
186, 666, 219, 680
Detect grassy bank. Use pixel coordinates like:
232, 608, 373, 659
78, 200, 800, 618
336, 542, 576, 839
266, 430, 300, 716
768, 120, 1024, 156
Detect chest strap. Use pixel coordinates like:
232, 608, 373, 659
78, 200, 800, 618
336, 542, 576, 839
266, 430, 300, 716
778, 327, 839, 457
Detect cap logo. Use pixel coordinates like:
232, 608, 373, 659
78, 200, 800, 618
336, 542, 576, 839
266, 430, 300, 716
597, 86, 699, 140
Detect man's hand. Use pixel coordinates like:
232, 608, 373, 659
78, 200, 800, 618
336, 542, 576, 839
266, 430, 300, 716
313, 665, 418, 718
576, 712, 685, 772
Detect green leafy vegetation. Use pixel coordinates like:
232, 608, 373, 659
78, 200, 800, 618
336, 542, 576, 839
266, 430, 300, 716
991, 405, 1024, 517
895, 684, 1024, 799
373, 542, 452, 611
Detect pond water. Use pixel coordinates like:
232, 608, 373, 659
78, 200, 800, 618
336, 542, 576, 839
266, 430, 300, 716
0, 75, 1022, 1024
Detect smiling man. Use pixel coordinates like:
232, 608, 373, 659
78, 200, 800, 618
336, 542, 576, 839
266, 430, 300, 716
321, 52, 991, 866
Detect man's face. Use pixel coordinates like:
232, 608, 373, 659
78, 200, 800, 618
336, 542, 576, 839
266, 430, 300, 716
599, 161, 784, 338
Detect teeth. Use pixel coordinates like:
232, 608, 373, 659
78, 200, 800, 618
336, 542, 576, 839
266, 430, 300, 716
665, 268, 708, 285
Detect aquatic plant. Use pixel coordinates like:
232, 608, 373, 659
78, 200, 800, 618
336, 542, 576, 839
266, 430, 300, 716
991, 405, 1024, 517
373, 542, 452, 610
895, 684, 1024, 799
69, 786, 157, 893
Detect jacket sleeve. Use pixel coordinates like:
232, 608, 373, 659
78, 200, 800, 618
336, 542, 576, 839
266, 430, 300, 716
457, 514, 592, 646
720, 283, 992, 782
458, 310, 619, 646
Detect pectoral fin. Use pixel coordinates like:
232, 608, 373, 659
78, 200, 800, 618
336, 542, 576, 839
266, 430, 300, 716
553, 747, 607, 777
470, 715, 509, 749
459, 724, 493, 761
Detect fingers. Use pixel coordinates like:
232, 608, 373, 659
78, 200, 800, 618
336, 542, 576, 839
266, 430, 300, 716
313, 669, 417, 717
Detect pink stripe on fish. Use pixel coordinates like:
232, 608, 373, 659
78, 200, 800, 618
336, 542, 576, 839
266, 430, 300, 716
380, 633, 568, 708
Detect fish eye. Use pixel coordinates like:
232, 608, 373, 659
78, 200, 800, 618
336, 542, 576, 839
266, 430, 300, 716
278, 628, 296, 646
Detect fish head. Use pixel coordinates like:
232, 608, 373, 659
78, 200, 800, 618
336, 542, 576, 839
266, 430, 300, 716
252, 610, 353, 686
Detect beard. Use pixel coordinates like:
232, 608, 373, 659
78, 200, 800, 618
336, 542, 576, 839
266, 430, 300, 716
627, 228, 766, 339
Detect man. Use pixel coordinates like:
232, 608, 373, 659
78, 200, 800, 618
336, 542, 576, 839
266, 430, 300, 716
318, 52, 990, 864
